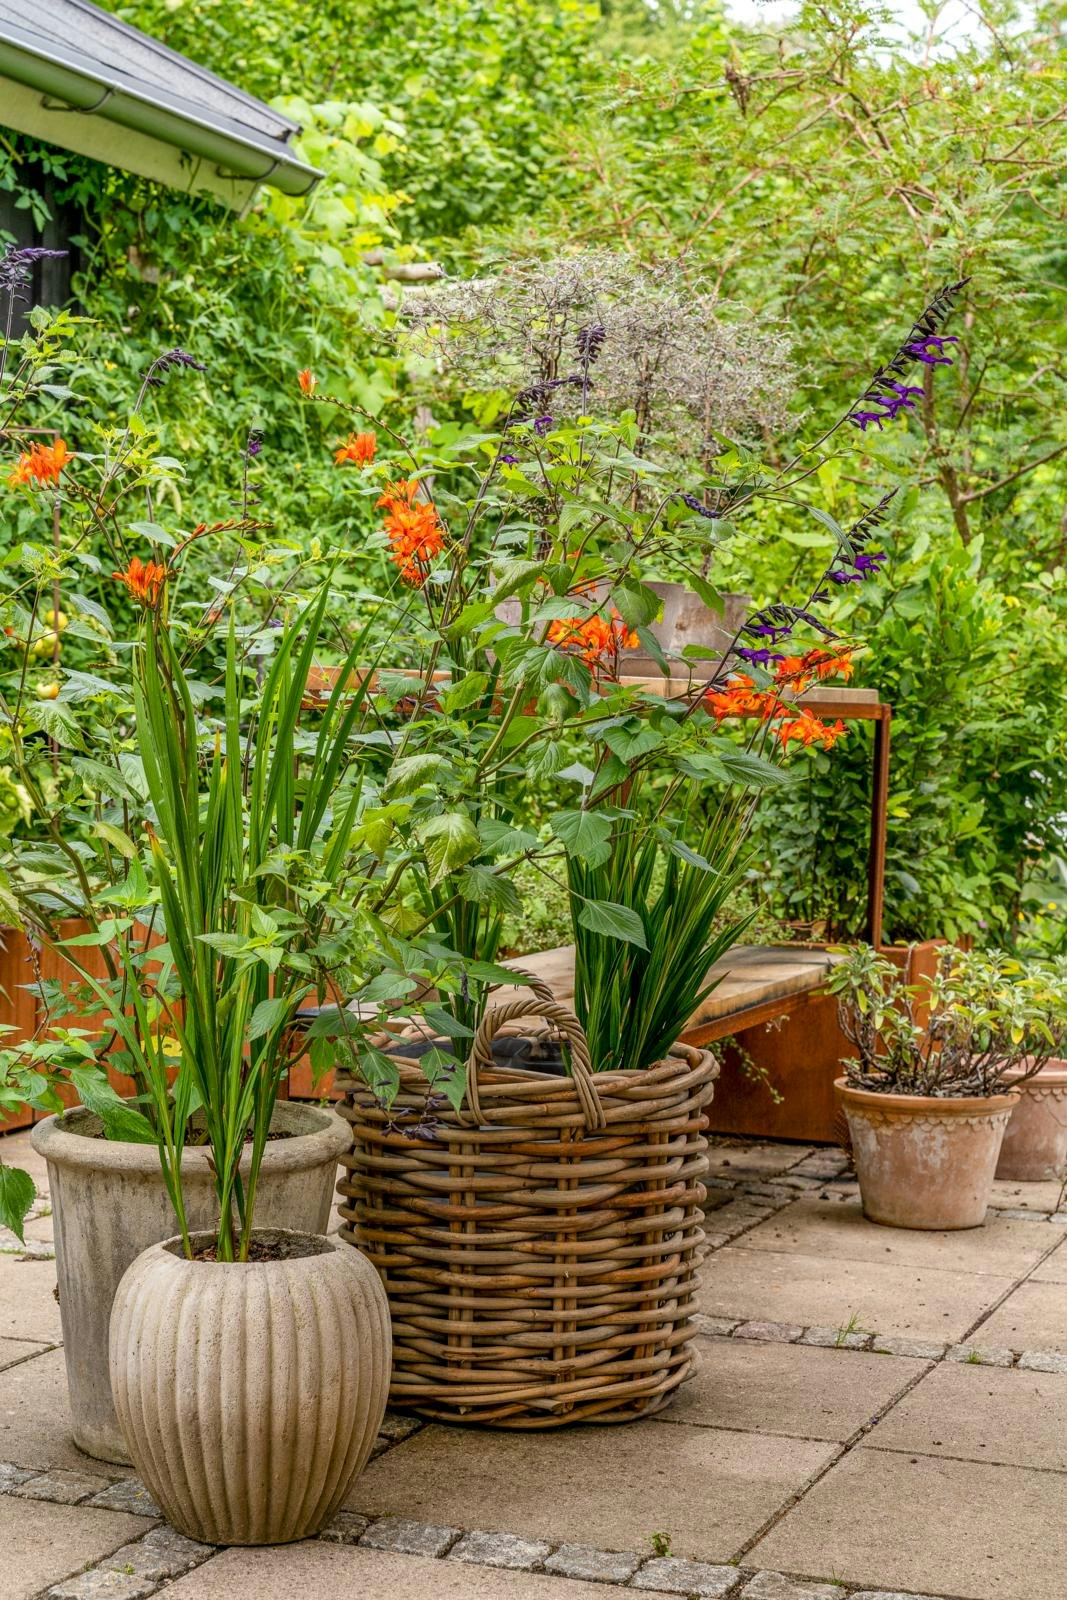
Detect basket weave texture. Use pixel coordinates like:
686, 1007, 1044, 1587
337, 995, 719, 1427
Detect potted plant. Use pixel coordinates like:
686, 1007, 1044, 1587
996, 1053, 1067, 1184
828, 945, 1067, 1229
0, 305, 367, 1465
326, 265, 969, 1420
89, 586, 393, 1545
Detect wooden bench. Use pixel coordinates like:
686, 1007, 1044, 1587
492, 942, 845, 1046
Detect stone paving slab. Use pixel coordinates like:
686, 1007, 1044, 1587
988, 1177, 1065, 1213
863, 1359, 1067, 1471
451, 1530, 555, 1571
631, 1556, 736, 1595
0, 1346, 105, 1471
664, 1335, 926, 1442
737, 1194, 1050, 1276
164, 1544, 678, 1599
347, 1419, 836, 1562
974, 1279, 1067, 1353
0, 1335, 50, 1369
0, 1252, 62, 1342
707, 1144, 814, 1179
543, 1545, 641, 1584
738, 1576, 841, 1600
0, 1491, 148, 1600
748, 1448, 1067, 1600
696, 1245, 1014, 1343
1027, 1238, 1067, 1283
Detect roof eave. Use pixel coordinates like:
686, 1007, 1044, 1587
0, 28, 323, 204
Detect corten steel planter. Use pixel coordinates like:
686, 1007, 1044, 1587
711, 940, 949, 1143
32, 1102, 350, 1463
110, 1229, 390, 1546
338, 995, 719, 1427
835, 1078, 1020, 1230
996, 1060, 1067, 1183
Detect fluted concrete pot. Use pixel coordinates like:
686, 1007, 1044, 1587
110, 1228, 391, 1546
32, 1102, 350, 1463
835, 1079, 1019, 1230
996, 1060, 1067, 1182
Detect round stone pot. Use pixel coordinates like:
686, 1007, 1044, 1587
835, 1079, 1020, 1230
32, 1102, 350, 1463
996, 1060, 1067, 1183
110, 1229, 390, 1546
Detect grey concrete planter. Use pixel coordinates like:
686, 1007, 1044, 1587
32, 1101, 350, 1463
110, 1228, 390, 1545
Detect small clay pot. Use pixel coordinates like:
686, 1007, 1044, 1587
110, 1229, 391, 1546
835, 1079, 1020, 1230
996, 1060, 1067, 1183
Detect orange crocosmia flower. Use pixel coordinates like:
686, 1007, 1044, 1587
298, 369, 317, 396
334, 431, 377, 468
7, 438, 72, 488
775, 710, 847, 751
704, 675, 781, 724
376, 480, 444, 587
547, 609, 640, 667
775, 648, 854, 687
113, 556, 168, 607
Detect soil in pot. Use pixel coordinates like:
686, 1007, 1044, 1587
32, 1100, 351, 1464
835, 1078, 1019, 1230
110, 1228, 390, 1545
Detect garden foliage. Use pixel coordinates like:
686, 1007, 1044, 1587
0, 0, 1062, 950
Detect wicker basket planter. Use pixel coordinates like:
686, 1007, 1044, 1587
337, 996, 718, 1427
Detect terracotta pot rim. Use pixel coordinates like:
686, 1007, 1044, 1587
834, 1077, 1020, 1115
1002, 1058, 1067, 1086
31, 1100, 351, 1174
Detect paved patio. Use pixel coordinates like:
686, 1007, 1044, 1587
3, 1126, 1065, 1600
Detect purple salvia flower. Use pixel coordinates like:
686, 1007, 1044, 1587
904, 334, 958, 366
735, 646, 784, 666
0, 245, 67, 293
532, 415, 553, 436
679, 492, 720, 520
849, 409, 890, 433
854, 551, 888, 575
745, 621, 793, 643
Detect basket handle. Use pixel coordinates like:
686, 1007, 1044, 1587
463, 994, 606, 1132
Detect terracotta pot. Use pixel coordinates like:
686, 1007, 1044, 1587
32, 1102, 351, 1463
996, 1060, 1067, 1183
835, 1078, 1019, 1230
110, 1229, 390, 1545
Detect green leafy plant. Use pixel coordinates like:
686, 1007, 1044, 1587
827, 944, 1067, 1099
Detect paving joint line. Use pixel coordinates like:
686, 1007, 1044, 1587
955, 1214, 1067, 1348
860, 1439, 1067, 1477
0, 1340, 62, 1375
13, 1453, 975, 1600
725, 1346, 940, 1567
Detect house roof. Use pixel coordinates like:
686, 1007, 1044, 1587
0, 0, 322, 212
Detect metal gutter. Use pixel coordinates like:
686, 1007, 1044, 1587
0, 18, 322, 200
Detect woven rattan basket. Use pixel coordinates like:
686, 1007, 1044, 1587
337, 994, 719, 1427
